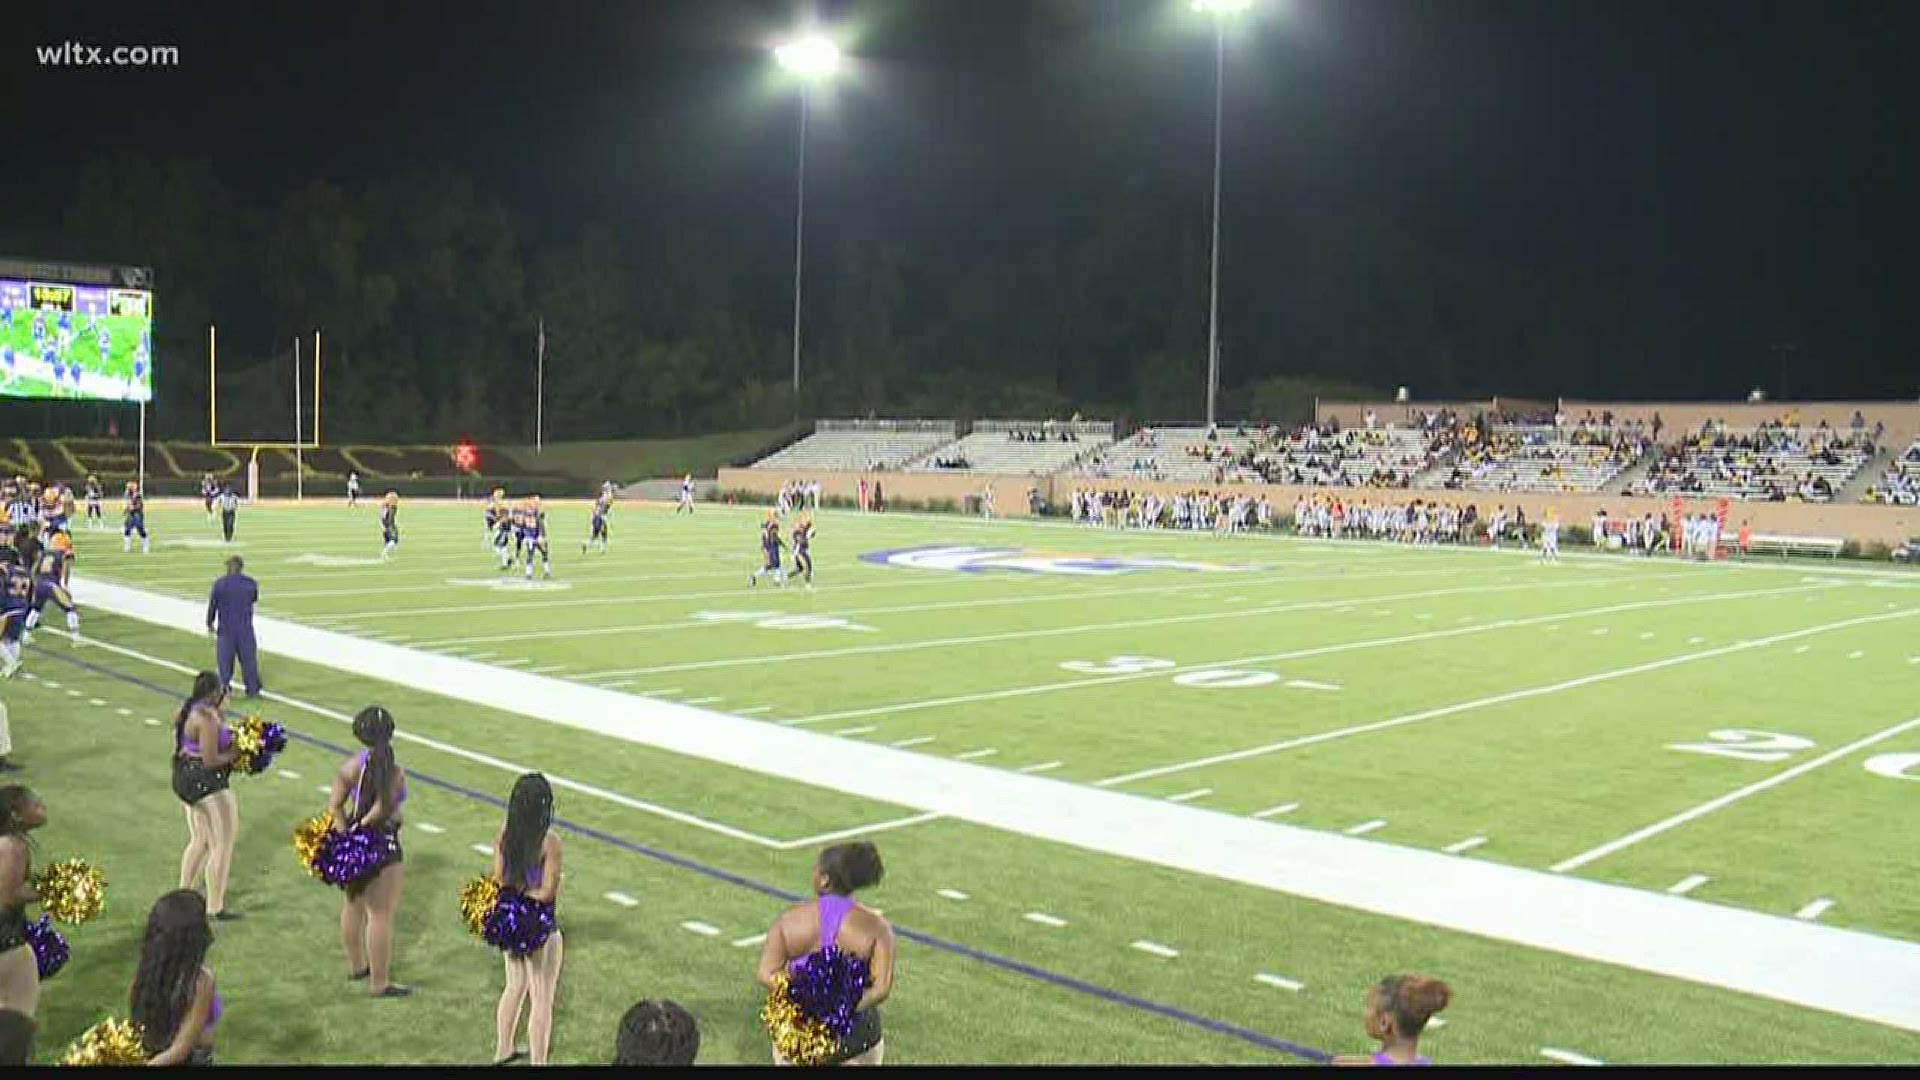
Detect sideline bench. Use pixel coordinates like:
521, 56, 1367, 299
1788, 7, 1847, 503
1721, 533, 1845, 559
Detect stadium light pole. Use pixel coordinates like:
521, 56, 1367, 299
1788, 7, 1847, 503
1194, 0, 1248, 428
775, 33, 843, 418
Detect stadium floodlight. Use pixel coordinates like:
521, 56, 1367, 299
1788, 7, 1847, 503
772, 32, 846, 412
1193, 0, 1251, 427
775, 34, 842, 78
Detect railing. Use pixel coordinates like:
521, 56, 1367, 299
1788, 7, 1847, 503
813, 418, 957, 435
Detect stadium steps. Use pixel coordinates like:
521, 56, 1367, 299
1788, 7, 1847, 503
1837, 446, 1894, 502
1410, 445, 1461, 487
1602, 453, 1659, 496
896, 437, 964, 472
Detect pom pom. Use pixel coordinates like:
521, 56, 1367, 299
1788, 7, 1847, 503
292, 812, 333, 872
294, 811, 398, 889
458, 876, 499, 939
229, 714, 288, 775
786, 946, 871, 1040
26, 915, 69, 979
61, 1017, 146, 1066
31, 858, 106, 925
761, 972, 839, 1066
480, 888, 556, 957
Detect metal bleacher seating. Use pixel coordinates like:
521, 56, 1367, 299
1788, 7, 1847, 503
1434, 425, 1647, 493
1630, 423, 1873, 502
751, 419, 957, 472
910, 419, 1113, 476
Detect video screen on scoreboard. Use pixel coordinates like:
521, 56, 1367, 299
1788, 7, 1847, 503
0, 277, 153, 402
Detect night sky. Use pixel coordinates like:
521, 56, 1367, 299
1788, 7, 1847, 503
6, 0, 1916, 401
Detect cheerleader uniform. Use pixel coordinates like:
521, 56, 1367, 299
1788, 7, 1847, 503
343, 751, 407, 897
186, 976, 222, 1066
783, 895, 882, 1065
171, 725, 232, 804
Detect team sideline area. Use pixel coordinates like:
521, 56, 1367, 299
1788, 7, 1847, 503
6, 497, 1918, 1063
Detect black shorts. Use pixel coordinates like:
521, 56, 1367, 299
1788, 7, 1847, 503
344, 822, 404, 898
830, 1010, 882, 1064
172, 757, 232, 805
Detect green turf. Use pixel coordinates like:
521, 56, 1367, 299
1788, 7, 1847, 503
7, 500, 1917, 1063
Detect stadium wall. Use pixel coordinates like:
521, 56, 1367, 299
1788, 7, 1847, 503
719, 467, 1920, 545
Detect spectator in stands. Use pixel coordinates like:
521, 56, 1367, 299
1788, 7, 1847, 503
1331, 973, 1451, 1066
613, 999, 700, 1065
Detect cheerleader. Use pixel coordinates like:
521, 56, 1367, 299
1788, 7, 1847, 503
172, 672, 241, 921
328, 707, 410, 998
755, 842, 894, 1065
492, 773, 563, 1066
129, 889, 221, 1065
0, 786, 47, 1016
1331, 973, 1450, 1066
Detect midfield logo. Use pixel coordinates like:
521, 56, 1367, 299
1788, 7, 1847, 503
858, 544, 1258, 576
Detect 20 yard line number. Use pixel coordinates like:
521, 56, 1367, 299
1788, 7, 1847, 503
1059, 656, 1281, 689
1670, 729, 1919, 780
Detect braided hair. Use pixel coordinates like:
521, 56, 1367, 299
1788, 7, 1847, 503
612, 999, 699, 1065
500, 773, 553, 891
129, 890, 213, 1056
172, 671, 222, 759
349, 706, 398, 826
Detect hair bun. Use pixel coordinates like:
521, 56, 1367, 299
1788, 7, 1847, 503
1404, 975, 1451, 1017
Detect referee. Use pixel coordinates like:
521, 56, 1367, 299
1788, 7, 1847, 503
218, 485, 240, 543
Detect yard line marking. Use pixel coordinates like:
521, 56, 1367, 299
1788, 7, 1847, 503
770, 812, 945, 851
1130, 940, 1180, 959
682, 696, 723, 705
116, 708, 132, 716
731, 932, 768, 948
1345, 819, 1388, 836
277, 769, 301, 780
1414, 613, 1432, 620
1667, 874, 1710, 896
956, 748, 999, 761
735, 706, 773, 716
471, 843, 495, 857
1023, 912, 1069, 928
1166, 788, 1213, 804
1426, 1017, 1446, 1029
601, 679, 642, 689
74, 578, 1920, 1035
575, 576, 1621, 682
936, 889, 971, 901
1794, 645, 1810, 654
1591, 627, 1609, 636
1689, 636, 1706, 644
639, 688, 684, 698
1638, 631, 1655, 640
1540, 1048, 1604, 1066
680, 920, 721, 937
39, 680, 60, 689
142, 717, 161, 726
88, 697, 107, 706
1252, 803, 1300, 819
1284, 679, 1341, 692
494, 657, 532, 668
527, 664, 568, 674
1553, 712, 1920, 873
415, 823, 446, 835
1095, 607, 1917, 789
890, 736, 935, 748
1848, 650, 1864, 660
466, 651, 499, 661
603, 891, 640, 908
1254, 973, 1305, 992
1017, 761, 1064, 774
834, 725, 879, 736
315, 785, 331, 794
66, 689, 82, 697
1795, 898, 1835, 922
1545, 624, 1561, 632
1442, 836, 1488, 855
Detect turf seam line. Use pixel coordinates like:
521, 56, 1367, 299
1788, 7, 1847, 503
38, 647, 1334, 1064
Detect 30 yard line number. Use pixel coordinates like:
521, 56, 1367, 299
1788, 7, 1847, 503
1059, 656, 1280, 689
1670, 729, 1919, 780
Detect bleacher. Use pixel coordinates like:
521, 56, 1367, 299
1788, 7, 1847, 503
750, 419, 957, 472
1078, 422, 1440, 486
1864, 438, 1920, 505
1434, 425, 1647, 493
1630, 422, 1873, 502
910, 419, 1113, 476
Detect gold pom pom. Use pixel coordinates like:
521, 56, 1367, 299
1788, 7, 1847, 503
31, 858, 105, 925
229, 714, 268, 774
458, 876, 500, 938
62, 1016, 146, 1065
292, 811, 334, 874
761, 973, 839, 1066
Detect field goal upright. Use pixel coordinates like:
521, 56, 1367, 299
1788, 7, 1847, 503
207, 324, 324, 501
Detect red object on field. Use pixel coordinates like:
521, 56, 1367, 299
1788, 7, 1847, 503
452, 441, 480, 472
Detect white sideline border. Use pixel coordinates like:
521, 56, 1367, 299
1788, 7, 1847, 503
72, 574, 1920, 1035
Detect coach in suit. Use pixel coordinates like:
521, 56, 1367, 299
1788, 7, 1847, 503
207, 555, 263, 697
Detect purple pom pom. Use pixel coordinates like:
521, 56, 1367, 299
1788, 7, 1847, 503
246, 722, 288, 775
26, 915, 69, 979
787, 946, 871, 1040
313, 825, 400, 888
482, 889, 556, 957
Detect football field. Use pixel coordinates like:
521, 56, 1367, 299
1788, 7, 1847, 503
12, 498, 1919, 1063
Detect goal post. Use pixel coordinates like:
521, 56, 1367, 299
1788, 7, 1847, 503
207, 325, 323, 500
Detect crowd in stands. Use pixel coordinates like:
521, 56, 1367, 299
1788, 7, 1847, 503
1439, 420, 1652, 493
1631, 414, 1876, 501
1865, 438, 1920, 505
928, 453, 972, 470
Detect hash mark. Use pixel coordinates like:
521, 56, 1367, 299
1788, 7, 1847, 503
680, 921, 720, 937
1254, 972, 1304, 992
1130, 940, 1179, 959
1345, 819, 1388, 836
